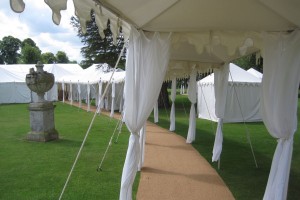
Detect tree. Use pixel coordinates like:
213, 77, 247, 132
41, 52, 57, 64
233, 53, 263, 73
20, 44, 41, 64
21, 38, 37, 48
0, 36, 21, 64
56, 51, 69, 63
71, 12, 125, 69
69, 60, 77, 64
19, 38, 41, 64
0, 55, 3, 64
158, 82, 171, 108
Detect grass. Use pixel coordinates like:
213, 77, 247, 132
148, 94, 300, 200
0, 102, 139, 200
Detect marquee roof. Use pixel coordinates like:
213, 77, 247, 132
199, 63, 261, 85
10, 0, 300, 78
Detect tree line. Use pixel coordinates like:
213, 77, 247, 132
0, 36, 74, 65
70, 12, 125, 69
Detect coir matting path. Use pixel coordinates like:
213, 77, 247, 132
65, 101, 235, 200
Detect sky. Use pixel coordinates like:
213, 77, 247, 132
0, 0, 83, 63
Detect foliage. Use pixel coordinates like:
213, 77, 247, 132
21, 38, 37, 48
0, 35, 73, 64
41, 52, 57, 64
20, 44, 41, 64
71, 12, 125, 69
0, 36, 21, 64
233, 53, 263, 72
0, 103, 140, 200
56, 51, 69, 63
148, 94, 300, 200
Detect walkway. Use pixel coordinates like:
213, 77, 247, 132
65, 101, 235, 200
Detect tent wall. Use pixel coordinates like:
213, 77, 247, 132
0, 82, 32, 104
59, 82, 124, 111
198, 83, 262, 123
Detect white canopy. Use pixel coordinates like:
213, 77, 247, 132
0, 64, 69, 103
10, 0, 300, 78
198, 63, 262, 122
9, 1, 300, 200
57, 63, 125, 84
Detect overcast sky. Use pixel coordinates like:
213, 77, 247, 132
0, 0, 83, 63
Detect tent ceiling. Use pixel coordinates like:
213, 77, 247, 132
103, 0, 299, 32
10, 0, 300, 77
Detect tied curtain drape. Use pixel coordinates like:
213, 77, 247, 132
186, 69, 197, 143
169, 78, 176, 131
154, 101, 159, 123
138, 123, 146, 171
97, 80, 103, 113
110, 81, 115, 117
120, 26, 171, 200
62, 81, 65, 103
69, 82, 73, 105
77, 81, 81, 108
212, 63, 229, 162
262, 31, 300, 200
86, 82, 90, 112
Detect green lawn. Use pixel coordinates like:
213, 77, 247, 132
0, 103, 139, 200
149, 94, 300, 200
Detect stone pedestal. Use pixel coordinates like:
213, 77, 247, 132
27, 102, 58, 142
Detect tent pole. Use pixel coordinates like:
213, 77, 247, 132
229, 71, 258, 168
58, 42, 127, 200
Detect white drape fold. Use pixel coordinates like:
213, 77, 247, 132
62, 81, 65, 103
154, 101, 159, 123
262, 31, 300, 200
77, 81, 81, 108
212, 63, 229, 162
69, 82, 73, 105
169, 78, 176, 131
120, 133, 140, 200
212, 118, 223, 161
110, 81, 115, 118
120, 27, 171, 200
87, 82, 90, 112
186, 70, 197, 143
97, 80, 103, 113
119, 83, 124, 113
138, 124, 146, 171
180, 84, 183, 94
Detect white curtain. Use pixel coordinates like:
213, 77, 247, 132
212, 63, 229, 162
186, 70, 197, 143
62, 81, 65, 103
110, 81, 115, 118
77, 81, 81, 108
262, 31, 300, 200
119, 83, 124, 113
169, 78, 176, 131
180, 84, 183, 94
122, 83, 126, 122
97, 80, 103, 113
120, 27, 171, 200
154, 100, 159, 123
138, 123, 146, 171
87, 82, 90, 112
69, 82, 73, 105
